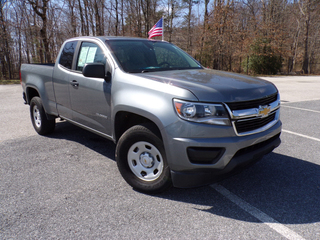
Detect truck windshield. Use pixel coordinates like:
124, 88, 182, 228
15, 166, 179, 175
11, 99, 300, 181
106, 39, 202, 73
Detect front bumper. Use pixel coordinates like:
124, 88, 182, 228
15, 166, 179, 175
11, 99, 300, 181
171, 132, 280, 188
162, 118, 282, 188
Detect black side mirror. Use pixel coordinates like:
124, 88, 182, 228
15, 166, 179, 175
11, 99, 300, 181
82, 63, 105, 78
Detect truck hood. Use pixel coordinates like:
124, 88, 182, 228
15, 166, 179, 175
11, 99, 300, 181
138, 69, 278, 102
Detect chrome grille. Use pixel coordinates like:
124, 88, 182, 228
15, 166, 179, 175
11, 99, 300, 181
235, 112, 276, 134
225, 93, 280, 136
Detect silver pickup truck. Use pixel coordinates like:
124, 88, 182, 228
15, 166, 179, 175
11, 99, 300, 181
21, 36, 281, 193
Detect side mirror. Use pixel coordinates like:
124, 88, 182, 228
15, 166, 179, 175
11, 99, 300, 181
82, 63, 105, 78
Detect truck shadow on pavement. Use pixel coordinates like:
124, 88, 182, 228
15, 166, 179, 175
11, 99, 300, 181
160, 152, 320, 224
48, 120, 116, 161
48, 120, 319, 225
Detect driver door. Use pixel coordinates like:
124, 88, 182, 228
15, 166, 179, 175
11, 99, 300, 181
69, 41, 112, 136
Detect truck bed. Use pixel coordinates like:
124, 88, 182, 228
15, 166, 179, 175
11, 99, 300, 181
21, 63, 57, 116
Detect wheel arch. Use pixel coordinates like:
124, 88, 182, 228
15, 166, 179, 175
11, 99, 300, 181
26, 86, 40, 104
26, 86, 56, 120
114, 111, 162, 143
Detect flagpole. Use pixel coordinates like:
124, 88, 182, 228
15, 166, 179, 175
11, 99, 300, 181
162, 16, 164, 41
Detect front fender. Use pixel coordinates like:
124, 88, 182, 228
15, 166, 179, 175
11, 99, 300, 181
111, 70, 198, 131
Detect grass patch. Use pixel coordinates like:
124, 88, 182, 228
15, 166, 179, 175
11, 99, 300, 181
0, 79, 20, 85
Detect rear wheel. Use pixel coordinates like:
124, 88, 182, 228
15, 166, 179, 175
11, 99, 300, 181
30, 97, 55, 135
116, 124, 172, 193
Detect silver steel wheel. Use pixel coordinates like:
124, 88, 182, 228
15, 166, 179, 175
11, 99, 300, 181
116, 124, 172, 193
33, 105, 42, 128
127, 141, 164, 181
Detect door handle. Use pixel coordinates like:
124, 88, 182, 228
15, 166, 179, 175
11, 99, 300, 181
70, 80, 79, 87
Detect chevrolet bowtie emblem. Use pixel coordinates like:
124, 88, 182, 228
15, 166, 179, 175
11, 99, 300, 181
258, 105, 271, 117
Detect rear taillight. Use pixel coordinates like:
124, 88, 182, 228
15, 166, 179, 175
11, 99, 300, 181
19, 71, 22, 84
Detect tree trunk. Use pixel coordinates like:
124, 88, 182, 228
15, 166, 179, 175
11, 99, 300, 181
28, 0, 52, 63
199, 0, 210, 63
115, 0, 119, 36
78, 0, 85, 36
0, 1, 12, 79
68, 0, 77, 36
302, 0, 310, 74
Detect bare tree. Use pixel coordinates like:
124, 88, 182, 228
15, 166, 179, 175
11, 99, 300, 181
300, 0, 311, 74
1, 0, 320, 79
28, 0, 53, 63
0, 0, 12, 79
199, 0, 210, 63
67, 0, 77, 37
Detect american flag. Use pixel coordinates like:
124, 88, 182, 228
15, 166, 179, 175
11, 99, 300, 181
148, 18, 163, 39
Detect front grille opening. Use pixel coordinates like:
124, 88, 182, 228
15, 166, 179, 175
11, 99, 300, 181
235, 112, 276, 134
226, 93, 278, 111
233, 133, 281, 158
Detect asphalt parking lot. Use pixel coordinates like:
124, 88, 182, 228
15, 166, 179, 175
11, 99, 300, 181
0, 76, 319, 239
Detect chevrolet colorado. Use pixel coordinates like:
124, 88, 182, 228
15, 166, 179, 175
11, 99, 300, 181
21, 36, 281, 193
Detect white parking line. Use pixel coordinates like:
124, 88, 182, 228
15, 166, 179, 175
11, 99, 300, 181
281, 105, 320, 114
283, 129, 320, 142
211, 184, 305, 240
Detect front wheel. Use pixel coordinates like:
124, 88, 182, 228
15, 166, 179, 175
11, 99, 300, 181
30, 97, 55, 135
116, 124, 172, 193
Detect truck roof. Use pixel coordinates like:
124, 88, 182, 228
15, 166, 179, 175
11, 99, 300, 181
66, 36, 164, 42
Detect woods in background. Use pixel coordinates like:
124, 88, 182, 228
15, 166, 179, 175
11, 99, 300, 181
1, 0, 319, 79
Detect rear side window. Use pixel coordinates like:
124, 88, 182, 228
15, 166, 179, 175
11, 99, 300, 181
59, 41, 77, 69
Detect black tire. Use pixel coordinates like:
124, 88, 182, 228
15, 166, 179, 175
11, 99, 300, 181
30, 97, 55, 135
116, 124, 172, 193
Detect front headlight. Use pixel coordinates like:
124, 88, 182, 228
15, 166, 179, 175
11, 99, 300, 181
173, 99, 231, 126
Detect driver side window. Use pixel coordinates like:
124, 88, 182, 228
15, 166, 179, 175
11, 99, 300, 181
76, 42, 106, 71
